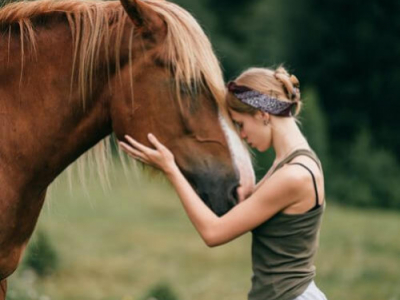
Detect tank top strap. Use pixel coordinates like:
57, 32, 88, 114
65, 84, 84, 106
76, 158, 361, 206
271, 149, 321, 176
288, 162, 321, 210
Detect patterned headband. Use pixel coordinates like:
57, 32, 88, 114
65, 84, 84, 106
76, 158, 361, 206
227, 81, 296, 117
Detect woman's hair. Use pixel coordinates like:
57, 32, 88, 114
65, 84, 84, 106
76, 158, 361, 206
226, 66, 302, 116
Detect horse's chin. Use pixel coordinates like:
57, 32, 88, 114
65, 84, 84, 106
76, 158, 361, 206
192, 176, 240, 217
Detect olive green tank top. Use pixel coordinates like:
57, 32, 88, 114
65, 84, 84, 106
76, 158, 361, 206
248, 149, 325, 300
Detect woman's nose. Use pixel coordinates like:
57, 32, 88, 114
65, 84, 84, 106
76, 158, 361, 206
240, 129, 246, 139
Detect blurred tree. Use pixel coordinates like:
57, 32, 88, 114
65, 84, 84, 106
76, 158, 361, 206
24, 230, 59, 277
300, 87, 329, 165
141, 282, 180, 300
329, 129, 400, 208
253, 149, 274, 181
279, 0, 400, 158
0, 0, 11, 7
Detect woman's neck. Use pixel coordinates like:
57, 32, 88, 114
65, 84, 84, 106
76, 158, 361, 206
271, 117, 310, 162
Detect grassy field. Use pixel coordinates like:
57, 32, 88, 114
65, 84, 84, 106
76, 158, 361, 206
7, 166, 400, 300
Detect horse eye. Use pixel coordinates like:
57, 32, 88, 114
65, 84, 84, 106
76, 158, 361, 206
179, 81, 199, 96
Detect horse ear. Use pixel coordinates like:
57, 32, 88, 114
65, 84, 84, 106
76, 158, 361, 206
120, 0, 166, 36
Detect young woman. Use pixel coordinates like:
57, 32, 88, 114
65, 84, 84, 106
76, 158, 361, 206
119, 66, 328, 300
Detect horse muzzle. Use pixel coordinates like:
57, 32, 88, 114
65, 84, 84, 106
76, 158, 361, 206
184, 170, 240, 217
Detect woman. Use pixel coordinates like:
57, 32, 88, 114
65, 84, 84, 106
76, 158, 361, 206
119, 66, 328, 300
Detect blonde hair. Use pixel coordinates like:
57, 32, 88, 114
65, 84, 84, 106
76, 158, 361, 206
227, 66, 302, 117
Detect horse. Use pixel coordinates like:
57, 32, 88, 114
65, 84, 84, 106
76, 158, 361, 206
0, 0, 255, 297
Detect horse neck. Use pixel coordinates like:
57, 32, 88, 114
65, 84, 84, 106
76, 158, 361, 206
0, 12, 136, 191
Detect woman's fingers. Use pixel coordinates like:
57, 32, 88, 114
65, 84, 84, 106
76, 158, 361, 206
129, 155, 149, 165
119, 134, 176, 173
124, 135, 156, 155
119, 141, 136, 154
148, 133, 165, 151
119, 142, 148, 160
119, 143, 152, 165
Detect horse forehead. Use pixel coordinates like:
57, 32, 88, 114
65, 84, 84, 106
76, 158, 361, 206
218, 113, 255, 192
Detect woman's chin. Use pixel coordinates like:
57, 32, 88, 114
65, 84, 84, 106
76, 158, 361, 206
256, 145, 270, 153
248, 142, 269, 152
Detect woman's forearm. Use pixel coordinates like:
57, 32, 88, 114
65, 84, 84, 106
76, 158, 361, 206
119, 134, 229, 247
166, 167, 221, 246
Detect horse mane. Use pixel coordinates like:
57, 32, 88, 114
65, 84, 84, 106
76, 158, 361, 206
0, 0, 226, 106
0, 0, 232, 188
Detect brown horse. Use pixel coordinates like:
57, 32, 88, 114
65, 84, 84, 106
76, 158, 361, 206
0, 0, 254, 297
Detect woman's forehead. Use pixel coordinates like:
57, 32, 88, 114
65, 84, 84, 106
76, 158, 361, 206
229, 110, 250, 122
229, 110, 242, 120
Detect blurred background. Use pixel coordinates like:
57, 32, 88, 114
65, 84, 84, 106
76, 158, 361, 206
4, 0, 400, 299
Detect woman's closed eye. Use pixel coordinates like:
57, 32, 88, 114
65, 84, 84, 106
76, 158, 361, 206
233, 121, 243, 131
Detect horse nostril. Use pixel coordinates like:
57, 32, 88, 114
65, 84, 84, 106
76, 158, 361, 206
199, 192, 210, 206
228, 184, 239, 207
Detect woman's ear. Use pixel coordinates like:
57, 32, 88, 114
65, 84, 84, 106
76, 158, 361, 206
255, 111, 270, 122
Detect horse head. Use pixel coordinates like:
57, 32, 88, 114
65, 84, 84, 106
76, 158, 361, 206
111, 0, 255, 216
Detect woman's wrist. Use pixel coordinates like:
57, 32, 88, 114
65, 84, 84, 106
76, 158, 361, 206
165, 164, 181, 179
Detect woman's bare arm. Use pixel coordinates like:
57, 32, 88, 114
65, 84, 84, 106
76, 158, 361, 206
119, 134, 305, 247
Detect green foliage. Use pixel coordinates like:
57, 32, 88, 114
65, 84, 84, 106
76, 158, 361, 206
329, 130, 400, 209
300, 87, 329, 165
6, 292, 37, 300
24, 230, 59, 277
141, 282, 180, 300
0, 0, 11, 8
285, 0, 400, 156
251, 148, 273, 181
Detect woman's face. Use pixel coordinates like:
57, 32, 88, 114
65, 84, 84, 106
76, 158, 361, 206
229, 110, 272, 152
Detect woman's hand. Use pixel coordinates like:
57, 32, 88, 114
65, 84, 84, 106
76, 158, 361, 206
237, 186, 246, 203
119, 133, 178, 175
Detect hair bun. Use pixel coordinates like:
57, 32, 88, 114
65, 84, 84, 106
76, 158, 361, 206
290, 75, 300, 88
274, 67, 301, 102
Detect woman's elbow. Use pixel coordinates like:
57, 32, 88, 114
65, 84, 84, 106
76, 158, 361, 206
204, 239, 218, 248
204, 239, 221, 248
203, 231, 224, 248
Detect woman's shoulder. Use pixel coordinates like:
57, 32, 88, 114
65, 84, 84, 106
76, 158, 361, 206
276, 155, 325, 213
274, 154, 320, 183
257, 164, 310, 203
276, 163, 315, 195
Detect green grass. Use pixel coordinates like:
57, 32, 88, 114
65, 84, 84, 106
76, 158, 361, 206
7, 166, 400, 300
